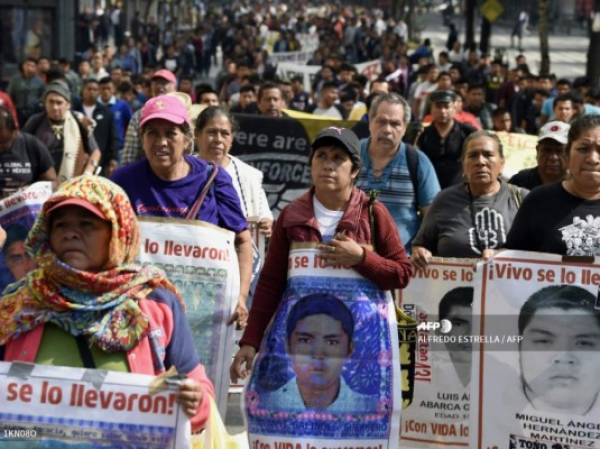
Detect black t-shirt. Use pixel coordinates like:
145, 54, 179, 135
417, 121, 475, 189
23, 113, 95, 172
505, 182, 600, 255
508, 166, 543, 191
413, 182, 526, 257
0, 132, 53, 198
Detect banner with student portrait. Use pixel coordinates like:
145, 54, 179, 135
398, 258, 477, 448
245, 245, 401, 448
471, 250, 600, 449
137, 217, 240, 416
0, 182, 53, 292
0, 361, 189, 448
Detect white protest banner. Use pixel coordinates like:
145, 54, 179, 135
245, 245, 401, 448
276, 62, 320, 92
0, 182, 53, 291
269, 50, 315, 65
137, 217, 240, 415
495, 131, 538, 178
355, 59, 382, 81
471, 250, 600, 449
0, 361, 189, 448
399, 259, 476, 448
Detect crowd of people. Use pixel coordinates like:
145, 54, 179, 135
0, 0, 600, 440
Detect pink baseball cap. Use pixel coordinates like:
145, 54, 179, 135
151, 69, 177, 84
140, 95, 190, 128
47, 198, 107, 221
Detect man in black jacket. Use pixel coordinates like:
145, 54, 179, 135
417, 90, 476, 188
76, 78, 118, 176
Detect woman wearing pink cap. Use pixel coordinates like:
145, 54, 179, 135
112, 95, 253, 328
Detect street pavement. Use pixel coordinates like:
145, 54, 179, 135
420, 10, 589, 78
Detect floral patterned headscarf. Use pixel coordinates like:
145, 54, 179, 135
0, 175, 182, 352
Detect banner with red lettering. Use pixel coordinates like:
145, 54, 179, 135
0, 182, 53, 292
0, 361, 189, 448
471, 250, 600, 449
244, 245, 401, 448
398, 258, 477, 448
137, 217, 240, 416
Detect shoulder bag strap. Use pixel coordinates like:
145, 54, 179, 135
405, 144, 419, 200
508, 183, 523, 209
185, 162, 219, 220
368, 189, 378, 251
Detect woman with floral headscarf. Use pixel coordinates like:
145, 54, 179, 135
0, 175, 214, 432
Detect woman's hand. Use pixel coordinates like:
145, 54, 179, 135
227, 298, 248, 329
411, 246, 432, 270
257, 218, 273, 237
176, 378, 204, 418
317, 233, 365, 266
230, 345, 257, 383
0, 225, 6, 248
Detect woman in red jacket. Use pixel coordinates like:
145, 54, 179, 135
230, 126, 413, 382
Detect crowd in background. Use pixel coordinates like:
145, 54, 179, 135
1, 0, 600, 191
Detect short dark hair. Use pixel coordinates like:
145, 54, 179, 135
82, 78, 99, 88
320, 81, 338, 91
117, 81, 134, 94
3, 224, 30, 256
553, 93, 575, 109
195, 83, 217, 99
258, 81, 282, 101
438, 287, 474, 321
518, 285, 600, 335
239, 84, 256, 95
467, 83, 485, 92
286, 294, 354, 347
492, 107, 510, 118
98, 76, 113, 85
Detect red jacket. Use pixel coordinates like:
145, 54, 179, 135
3, 291, 214, 433
240, 187, 412, 350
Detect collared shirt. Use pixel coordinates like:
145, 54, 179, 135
417, 121, 475, 189
357, 138, 440, 250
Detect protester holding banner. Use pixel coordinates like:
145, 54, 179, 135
506, 115, 600, 255
194, 106, 273, 235
229, 126, 410, 446
0, 105, 57, 198
412, 131, 527, 265
0, 175, 215, 432
231, 124, 412, 387
112, 94, 253, 328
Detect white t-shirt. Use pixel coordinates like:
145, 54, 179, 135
312, 105, 343, 119
82, 104, 96, 118
313, 196, 344, 242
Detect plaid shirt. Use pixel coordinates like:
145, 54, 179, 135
120, 109, 143, 165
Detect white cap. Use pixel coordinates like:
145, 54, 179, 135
538, 121, 570, 145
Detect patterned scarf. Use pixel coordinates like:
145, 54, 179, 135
0, 175, 182, 352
